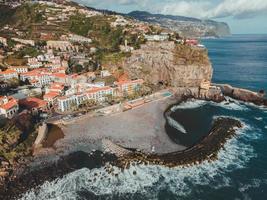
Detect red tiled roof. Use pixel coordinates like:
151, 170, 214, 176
86, 86, 112, 94
0, 96, 18, 111
19, 97, 48, 109
0, 69, 17, 75
43, 92, 60, 99
53, 73, 68, 79
50, 83, 65, 90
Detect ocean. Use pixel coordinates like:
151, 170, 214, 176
20, 35, 267, 200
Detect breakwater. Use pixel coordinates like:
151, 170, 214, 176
113, 117, 241, 168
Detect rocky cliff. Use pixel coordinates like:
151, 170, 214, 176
122, 41, 212, 88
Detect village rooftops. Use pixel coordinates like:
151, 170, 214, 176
43, 91, 60, 99
0, 96, 18, 110
0, 69, 17, 75
49, 83, 65, 91
19, 97, 48, 110
52, 73, 68, 79
86, 86, 113, 94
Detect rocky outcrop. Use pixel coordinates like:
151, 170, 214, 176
123, 41, 212, 89
215, 84, 267, 106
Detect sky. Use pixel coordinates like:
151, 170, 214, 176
74, 0, 267, 34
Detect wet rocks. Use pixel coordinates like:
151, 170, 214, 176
113, 117, 242, 169
215, 84, 267, 106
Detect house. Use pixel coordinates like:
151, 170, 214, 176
0, 96, 19, 118
115, 79, 144, 95
186, 39, 198, 46
9, 66, 29, 74
19, 97, 49, 115
27, 57, 43, 68
100, 70, 111, 78
43, 91, 60, 105
51, 73, 69, 84
46, 82, 65, 94
20, 70, 52, 87
0, 69, 19, 81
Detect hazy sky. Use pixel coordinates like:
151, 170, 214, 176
74, 0, 267, 34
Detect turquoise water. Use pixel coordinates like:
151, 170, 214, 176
20, 35, 267, 200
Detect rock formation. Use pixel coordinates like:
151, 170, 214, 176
123, 41, 213, 89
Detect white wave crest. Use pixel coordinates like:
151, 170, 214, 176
170, 98, 249, 113
254, 117, 263, 121
170, 100, 207, 111
20, 122, 260, 200
166, 116, 187, 134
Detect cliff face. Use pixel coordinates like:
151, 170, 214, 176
122, 41, 213, 88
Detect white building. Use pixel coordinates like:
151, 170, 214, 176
0, 96, 19, 118
9, 66, 29, 74
20, 70, 52, 87
86, 86, 114, 102
11, 38, 35, 46
69, 34, 92, 43
57, 86, 114, 112
144, 34, 169, 41
28, 57, 43, 69
100, 70, 111, 78
46, 40, 77, 52
0, 69, 19, 81
58, 93, 86, 112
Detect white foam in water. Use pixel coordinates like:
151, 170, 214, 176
166, 116, 187, 134
213, 97, 249, 111
170, 100, 207, 111
20, 121, 260, 200
170, 98, 248, 112
254, 117, 263, 121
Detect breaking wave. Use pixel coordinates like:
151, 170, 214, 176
20, 119, 260, 200
170, 100, 207, 111
171, 98, 249, 112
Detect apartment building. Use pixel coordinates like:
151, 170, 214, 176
0, 69, 19, 81
114, 79, 144, 95
9, 66, 29, 74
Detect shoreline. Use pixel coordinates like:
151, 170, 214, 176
0, 116, 242, 200
0, 85, 266, 199
0, 95, 244, 200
